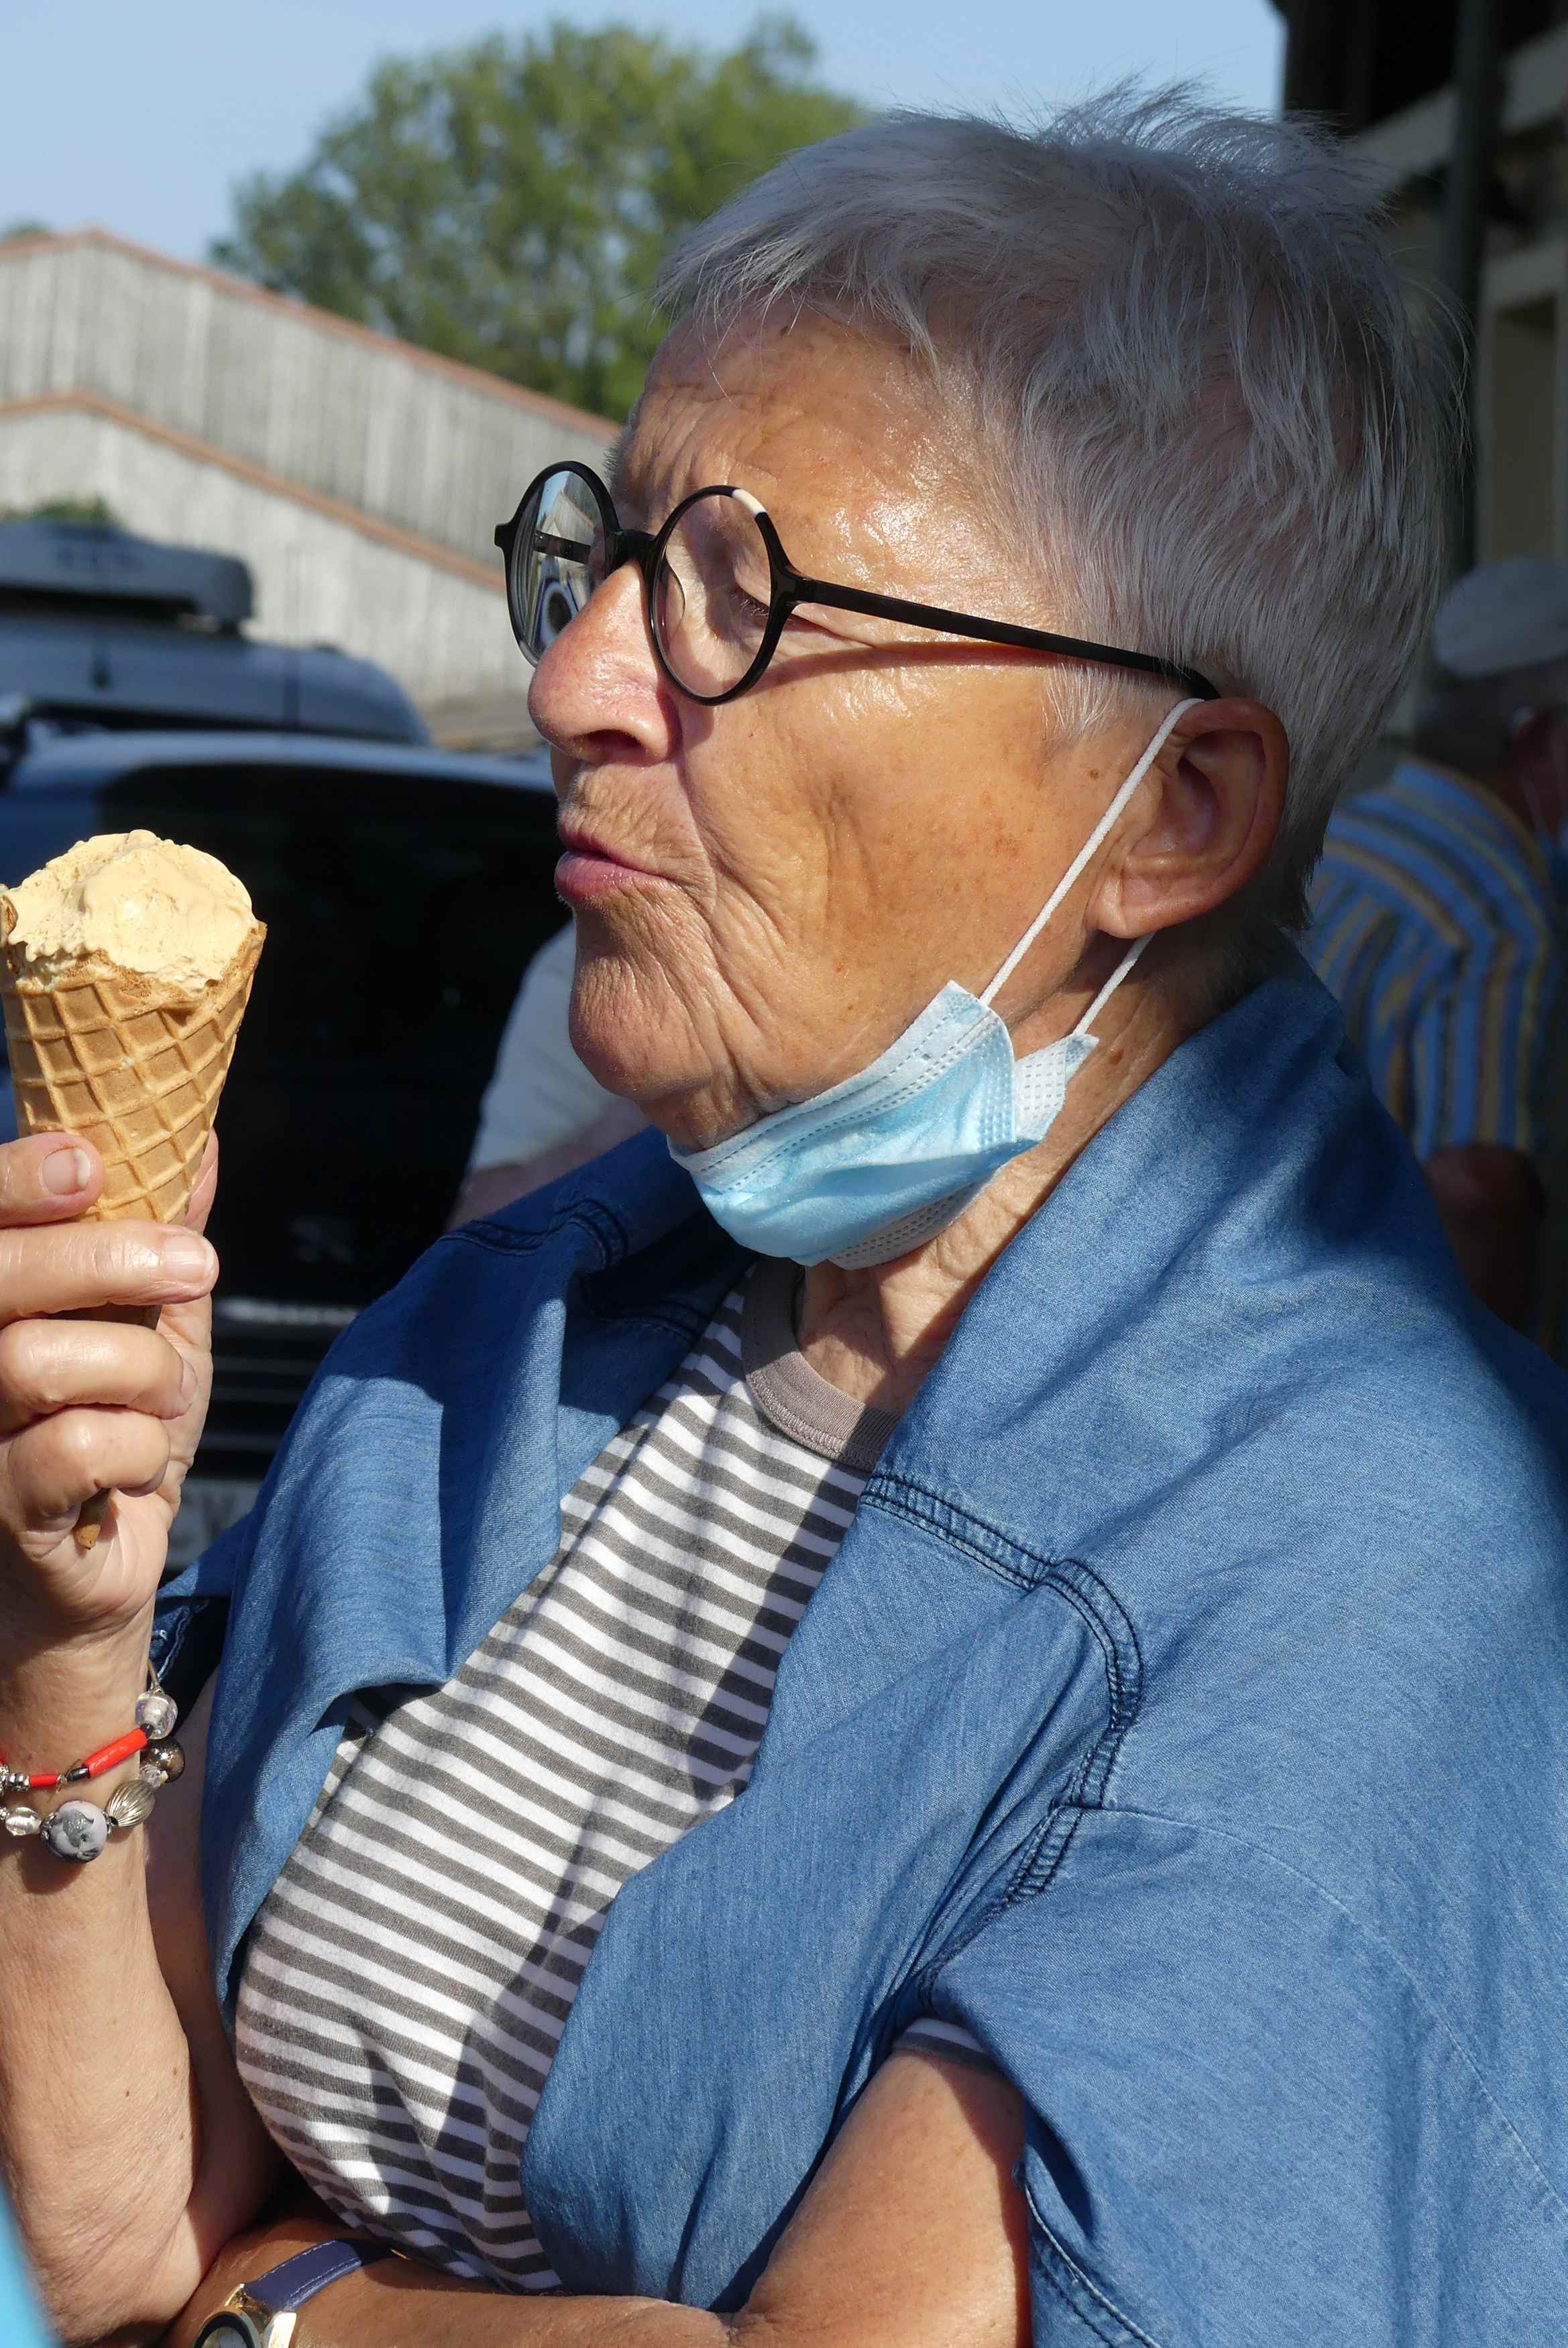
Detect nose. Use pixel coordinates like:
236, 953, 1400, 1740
527, 563, 680, 767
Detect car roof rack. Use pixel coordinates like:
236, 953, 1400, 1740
0, 520, 253, 627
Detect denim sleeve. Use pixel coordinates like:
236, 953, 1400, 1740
928, 1806, 1568, 2347
149, 1505, 257, 1713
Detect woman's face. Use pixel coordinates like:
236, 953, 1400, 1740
528, 311, 1163, 1150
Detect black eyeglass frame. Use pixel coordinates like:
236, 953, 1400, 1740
495, 461, 1219, 707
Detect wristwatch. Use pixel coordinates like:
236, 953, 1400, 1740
192, 2238, 392, 2347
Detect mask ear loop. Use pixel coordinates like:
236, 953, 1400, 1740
1071, 930, 1154, 1036
979, 696, 1201, 1012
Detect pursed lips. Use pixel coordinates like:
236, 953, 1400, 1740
555, 820, 669, 900
557, 822, 661, 875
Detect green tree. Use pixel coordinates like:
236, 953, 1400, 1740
0, 497, 120, 526
211, 15, 864, 421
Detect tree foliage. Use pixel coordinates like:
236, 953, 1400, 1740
211, 16, 864, 421
0, 497, 121, 527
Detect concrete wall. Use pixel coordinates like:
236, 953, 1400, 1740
0, 394, 535, 721
0, 233, 613, 569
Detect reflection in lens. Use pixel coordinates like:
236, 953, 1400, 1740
514, 468, 602, 661
654, 492, 772, 697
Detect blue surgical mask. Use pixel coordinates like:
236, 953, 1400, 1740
672, 699, 1198, 1267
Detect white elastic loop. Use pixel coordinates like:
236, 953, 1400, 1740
980, 696, 1201, 1008
1071, 932, 1153, 1037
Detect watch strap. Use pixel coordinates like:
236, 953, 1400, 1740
241, 2238, 392, 2315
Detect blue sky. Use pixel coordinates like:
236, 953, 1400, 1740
6, 1, 1283, 262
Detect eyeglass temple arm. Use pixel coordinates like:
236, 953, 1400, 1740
782, 576, 1219, 700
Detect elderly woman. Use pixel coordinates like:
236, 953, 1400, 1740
3, 91, 1567, 2348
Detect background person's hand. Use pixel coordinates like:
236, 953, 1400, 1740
0, 1128, 219, 1647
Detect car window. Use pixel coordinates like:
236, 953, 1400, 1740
0, 762, 567, 1301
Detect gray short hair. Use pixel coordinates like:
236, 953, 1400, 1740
657, 87, 1457, 937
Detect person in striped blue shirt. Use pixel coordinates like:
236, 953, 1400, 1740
1307, 559, 1568, 1348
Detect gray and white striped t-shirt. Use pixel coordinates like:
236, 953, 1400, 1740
235, 1259, 980, 2290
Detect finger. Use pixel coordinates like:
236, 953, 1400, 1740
0, 1133, 105, 1226
185, 1131, 219, 1235
5, 1406, 173, 1529
0, 1319, 197, 1433
0, 1220, 217, 1328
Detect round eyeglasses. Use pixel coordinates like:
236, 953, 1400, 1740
494, 461, 1219, 707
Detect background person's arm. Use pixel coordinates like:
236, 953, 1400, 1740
452, 925, 634, 1228
450, 1099, 650, 1226
1424, 1142, 1547, 1332
1401, 928, 1559, 1336
161, 2050, 1028, 2348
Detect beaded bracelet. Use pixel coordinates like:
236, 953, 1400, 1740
0, 1669, 184, 1863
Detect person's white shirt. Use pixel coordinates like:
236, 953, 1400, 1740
451, 925, 645, 1226
468, 924, 622, 1171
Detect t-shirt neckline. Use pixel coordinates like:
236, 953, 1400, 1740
740, 1258, 901, 1474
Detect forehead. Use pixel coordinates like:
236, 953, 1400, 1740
612, 314, 984, 573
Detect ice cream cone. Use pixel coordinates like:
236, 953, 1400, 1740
0, 904, 264, 1226
0, 888, 265, 1546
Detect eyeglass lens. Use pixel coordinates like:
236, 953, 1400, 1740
512, 468, 604, 659
653, 493, 773, 696
514, 476, 774, 697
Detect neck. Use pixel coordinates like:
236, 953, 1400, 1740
795, 953, 1194, 1416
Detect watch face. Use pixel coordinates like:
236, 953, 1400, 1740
194, 2317, 262, 2348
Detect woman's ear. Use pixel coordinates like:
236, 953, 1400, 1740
1093, 699, 1289, 938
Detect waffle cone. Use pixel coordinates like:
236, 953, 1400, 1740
0, 906, 266, 1226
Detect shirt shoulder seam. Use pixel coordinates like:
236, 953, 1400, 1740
446, 1195, 628, 1265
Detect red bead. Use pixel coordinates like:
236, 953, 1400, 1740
23, 1726, 148, 1791
82, 1728, 149, 1780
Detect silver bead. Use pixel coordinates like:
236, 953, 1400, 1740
105, 1780, 157, 1830
2, 1805, 41, 1837
42, 1800, 109, 1862
135, 1691, 178, 1742
144, 1739, 184, 1785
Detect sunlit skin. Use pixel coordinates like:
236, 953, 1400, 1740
528, 310, 1288, 1412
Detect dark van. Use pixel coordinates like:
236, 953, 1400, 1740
0, 728, 566, 1559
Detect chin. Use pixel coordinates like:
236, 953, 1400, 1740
568, 918, 738, 1133
567, 969, 696, 1112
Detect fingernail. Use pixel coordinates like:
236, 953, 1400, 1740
177, 1356, 198, 1407
41, 1146, 91, 1195
159, 1234, 215, 1283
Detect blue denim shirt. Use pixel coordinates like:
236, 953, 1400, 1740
157, 957, 1568, 2345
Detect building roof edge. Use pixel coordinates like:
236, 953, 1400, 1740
0, 390, 506, 594
0, 226, 618, 442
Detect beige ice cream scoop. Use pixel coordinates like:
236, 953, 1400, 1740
0, 831, 266, 1548
4, 830, 257, 994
